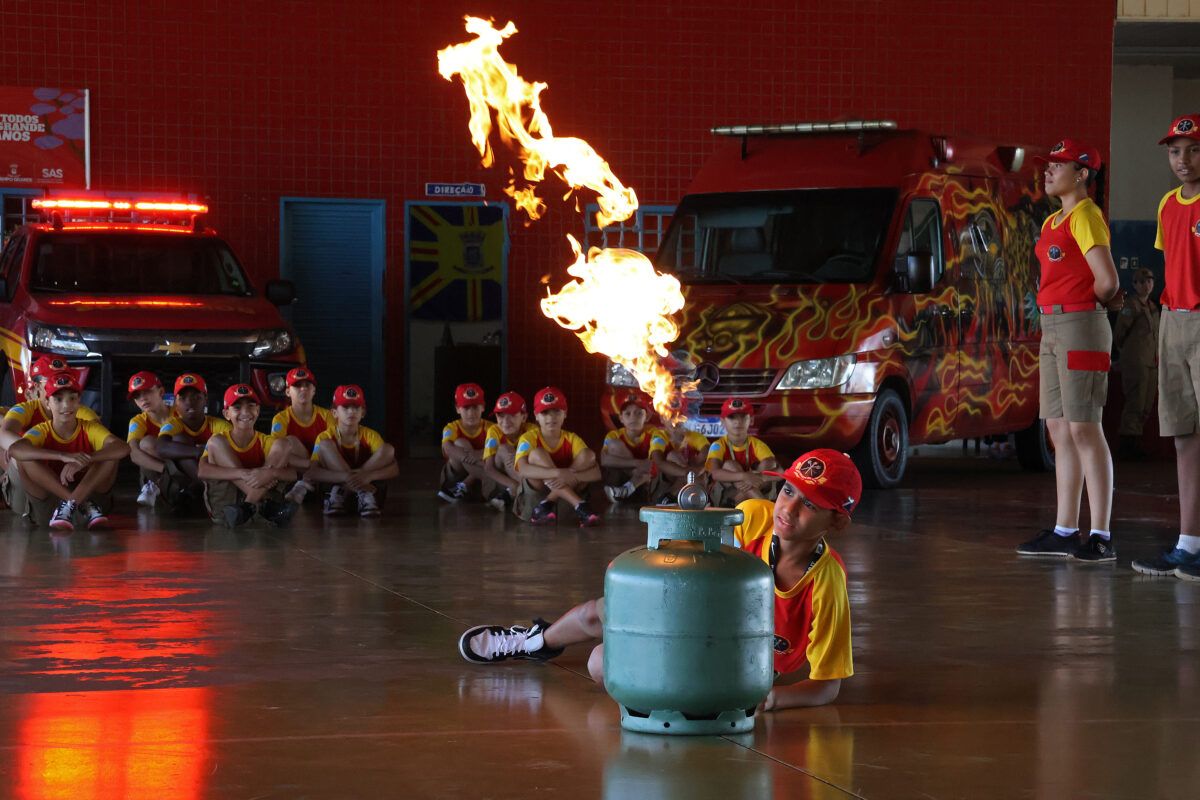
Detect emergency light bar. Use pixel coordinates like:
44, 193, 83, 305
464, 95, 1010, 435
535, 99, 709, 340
32, 198, 208, 214
710, 120, 898, 136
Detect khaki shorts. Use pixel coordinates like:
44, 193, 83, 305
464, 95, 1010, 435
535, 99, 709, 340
1158, 309, 1200, 436
1039, 309, 1111, 423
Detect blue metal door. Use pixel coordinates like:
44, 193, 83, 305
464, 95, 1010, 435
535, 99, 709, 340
280, 198, 386, 430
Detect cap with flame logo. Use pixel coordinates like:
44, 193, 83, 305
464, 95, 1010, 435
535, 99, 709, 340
493, 391, 527, 416
1160, 114, 1200, 145
533, 387, 568, 414
333, 384, 366, 407
455, 382, 485, 408
30, 356, 70, 381
174, 373, 208, 395
46, 370, 81, 396
1033, 138, 1102, 170
286, 367, 316, 387
127, 370, 162, 399
720, 398, 752, 418
765, 449, 863, 516
223, 383, 260, 408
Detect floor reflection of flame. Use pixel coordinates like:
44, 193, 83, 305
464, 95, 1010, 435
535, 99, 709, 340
15, 687, 211, 800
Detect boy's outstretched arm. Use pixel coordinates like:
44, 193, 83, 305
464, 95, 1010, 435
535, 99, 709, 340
759, 670, 842, 711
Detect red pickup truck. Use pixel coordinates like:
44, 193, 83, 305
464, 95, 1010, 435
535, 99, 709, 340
0, 193, 305, 425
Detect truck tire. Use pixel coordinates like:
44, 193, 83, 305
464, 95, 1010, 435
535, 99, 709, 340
1015, 418, 1054, 472
850, 388, 908, 489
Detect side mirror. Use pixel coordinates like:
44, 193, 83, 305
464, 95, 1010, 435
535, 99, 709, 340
902, 252, 937, 294
265, 279, 296, 306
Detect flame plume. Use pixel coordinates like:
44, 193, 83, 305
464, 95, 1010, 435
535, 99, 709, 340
439, 16, 690, 421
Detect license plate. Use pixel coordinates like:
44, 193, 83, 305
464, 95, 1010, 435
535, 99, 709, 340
685, 415, 725, 437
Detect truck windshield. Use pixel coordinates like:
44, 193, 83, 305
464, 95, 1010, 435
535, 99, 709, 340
30, 233, 254, 296
656, 188, 898, 284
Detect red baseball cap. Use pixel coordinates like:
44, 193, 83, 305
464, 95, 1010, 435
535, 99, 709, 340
493, 391, 527, 416
174, 373, 208, 395
286, 366, 316, 386
223, 383, 260, 408
30, 356, 70, 380
1033, 138, 1102, 171
333, 384, 366, 407
1160, 114, 1200, 145
533, 386, 568, 414
455, 382, 485, 408
127, 370, 162, 399
45, 369, 81, 396
720, 397, 752, 418
618, 391, 653, 412
765, 449, 863, 516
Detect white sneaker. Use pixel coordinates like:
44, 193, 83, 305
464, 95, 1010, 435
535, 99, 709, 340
137, 480, 160, 508
457, 619, 563, 664
81, 500, 108, 530
49, 499, 76, 531
604, 482, 634, 503
285, 480, 314, 505
323, 486, 346, 516
357, 491, 380, 517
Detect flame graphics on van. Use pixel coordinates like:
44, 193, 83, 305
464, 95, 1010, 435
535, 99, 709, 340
439, 17, 691, 420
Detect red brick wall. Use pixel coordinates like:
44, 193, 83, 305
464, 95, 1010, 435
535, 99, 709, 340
1, 1, 1114, 444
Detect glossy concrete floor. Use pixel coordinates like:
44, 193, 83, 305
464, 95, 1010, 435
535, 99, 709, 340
0, 450, 1196, 800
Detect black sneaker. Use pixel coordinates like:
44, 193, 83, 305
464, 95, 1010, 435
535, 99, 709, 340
1132, 547, 1200, 576
1016, 529, 1078, 557
438, 481, 468, 503
258, 498, 298, 527
1070, 534, 1116, 563
530, 500, 556, 525
458, 618, 564, 664
222, 502, 255, 528
575, 500, 599, 527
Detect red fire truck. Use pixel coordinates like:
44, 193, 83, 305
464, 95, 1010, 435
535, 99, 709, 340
0, 192, 304, 425
602, 122, 1056, 488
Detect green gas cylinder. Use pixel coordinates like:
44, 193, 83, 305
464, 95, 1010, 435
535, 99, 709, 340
603, 494, 774, 735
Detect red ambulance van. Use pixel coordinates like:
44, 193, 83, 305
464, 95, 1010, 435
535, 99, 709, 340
602, 122, 1055, 487
0, 193, 304, 425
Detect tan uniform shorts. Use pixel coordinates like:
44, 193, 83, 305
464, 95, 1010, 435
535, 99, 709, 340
1157, 309, 1200, 437
1039, 309, 1111, 423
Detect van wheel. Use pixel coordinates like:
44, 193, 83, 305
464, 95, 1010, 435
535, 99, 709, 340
850, 389, 908, 489
1015, 418, 1054, 472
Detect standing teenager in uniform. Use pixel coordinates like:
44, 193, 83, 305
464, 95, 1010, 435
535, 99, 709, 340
1132, 115, 1200, 578
1016, 139, 1121, 562
1113, 267, 1160, 460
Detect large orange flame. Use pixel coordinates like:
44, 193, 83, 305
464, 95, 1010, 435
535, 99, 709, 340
437, 16, 638, 228
439, 16, 690, 420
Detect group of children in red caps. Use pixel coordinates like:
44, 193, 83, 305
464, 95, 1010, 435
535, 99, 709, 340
439, 382, 785, 526
0, 363, 396, 531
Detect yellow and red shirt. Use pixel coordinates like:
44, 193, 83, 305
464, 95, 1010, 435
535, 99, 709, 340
270, 405, 336, 450
441, 419, 487, 456
159, 415, 232, 446
602, 427, 660, 460
1155, 187, 1200, 311
482, 421, 537, 462
514, 429, 590, 470
734, 499, 853, 680
23, 419, 115, 454
649, 429, 711, 463
705, 435, 774, 472
312, 425, 386, 469
203, 431, 275, 468
127, 409, 178, 443
1035, 198, 1111, 307
6, 401, 98, 433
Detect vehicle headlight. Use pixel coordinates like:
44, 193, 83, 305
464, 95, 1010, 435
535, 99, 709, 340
267, 373, 288, 396
28, 322, 90, 355
606, 359, 639, 388
776, 355, 856, 390
252, 329, 294, 357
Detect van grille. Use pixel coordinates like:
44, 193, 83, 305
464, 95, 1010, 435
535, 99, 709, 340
695, 368, 777, 395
